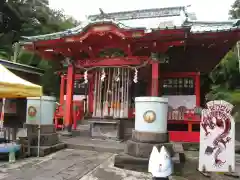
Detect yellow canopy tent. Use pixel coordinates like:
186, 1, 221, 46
0, 63, 43, 157
0, 64, 42, 98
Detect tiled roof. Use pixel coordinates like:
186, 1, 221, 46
184, 20, 240, 33
20, 7, 240, 42
0, 59, 44, 75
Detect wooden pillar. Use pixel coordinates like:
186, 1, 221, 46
188, 72, 201, 133
64, 65, 74, 133
59, 75, 65, 106
88, 76, 93, 114
151, 62, 159, 96
195, 72, 201, 106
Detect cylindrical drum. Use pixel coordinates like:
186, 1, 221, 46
26, 96, 56, 125
135, 97, 168, 133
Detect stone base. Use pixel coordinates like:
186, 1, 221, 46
132, 130, 168, 143
24, 124, 56, 134
30, 133, 59, 146
125, 140, 173, 158
23, 123, 60, 146
21, 123, 64, 157
30, 142, 66, 157
114, 153, 183, 173
90, 119, 122, 140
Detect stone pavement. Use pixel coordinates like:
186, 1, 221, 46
0, 149, 239, 180
0, 149, 151, 180
0, 149, 113, 180
80, 155, 151, 180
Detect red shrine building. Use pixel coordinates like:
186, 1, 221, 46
22, 6, 240, 142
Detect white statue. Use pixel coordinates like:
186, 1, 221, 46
148, 146, 173, 178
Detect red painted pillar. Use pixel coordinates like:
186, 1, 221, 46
64, 65, 75, 133
88, 76, 93, 114
195, 72, 201, 106
151, 62, 159, 96
59, 75, 65, 106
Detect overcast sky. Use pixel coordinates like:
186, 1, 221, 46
49, 0, 236, 21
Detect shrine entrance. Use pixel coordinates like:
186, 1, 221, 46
91, 68, 131, 119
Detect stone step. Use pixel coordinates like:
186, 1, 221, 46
80, 120, 94, 125
72, 124, 91, 137
82, 118, 119, 124
61, 137, 124, 153
76, 124, 91, 130
30, 142, 66, 157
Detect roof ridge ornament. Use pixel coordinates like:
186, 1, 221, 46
88, 6, 186, 21
89, 8, 115, 21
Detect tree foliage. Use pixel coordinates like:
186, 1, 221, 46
0, 0, 78, 96
229, 0, 240, 19
206, 0, 240, 118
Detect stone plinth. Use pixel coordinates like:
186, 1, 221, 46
131, 96, 170, 157
114, 96, 185, 173
30, 133, 59, 146
125, 140, 173, 158
132, 130, 168, 143
22, 124, 65, 156
24, 124, 56, 134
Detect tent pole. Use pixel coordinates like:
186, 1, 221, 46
37, 96, 42, 157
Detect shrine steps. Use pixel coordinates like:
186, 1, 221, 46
72, 124, 91, 137
60, 136, 124, 153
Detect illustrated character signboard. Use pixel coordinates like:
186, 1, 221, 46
198, 100, 235, 172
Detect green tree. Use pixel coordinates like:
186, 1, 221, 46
206, 0, 240, 119
229, 0, 240, 19
0, 0, 78, 96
